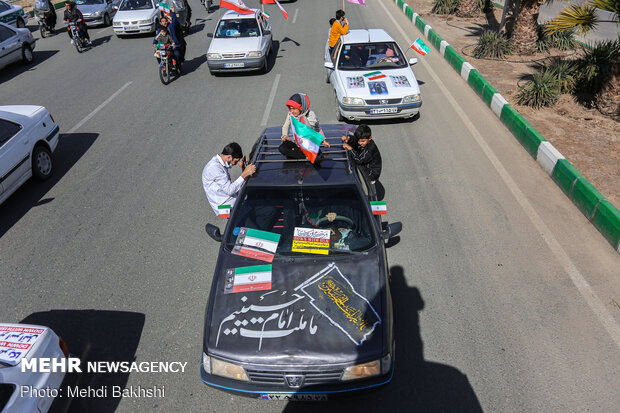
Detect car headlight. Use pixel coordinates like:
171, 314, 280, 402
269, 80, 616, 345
202, 352, 211, 374
113, 21, 121, 27
207, 53, 222, 59
342, 97, 365, 105
247, 51, 262, 58
209, 357, 249, 381
341, 353, 391, 381
402, 94, 421, 103
92, 11, 102, 17
139, 19, 152, 24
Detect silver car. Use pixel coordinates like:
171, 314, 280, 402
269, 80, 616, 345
76, 0, 120, 27
0, 21, 35, 70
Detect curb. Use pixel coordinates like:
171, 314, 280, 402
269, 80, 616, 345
392, 0, 620, 254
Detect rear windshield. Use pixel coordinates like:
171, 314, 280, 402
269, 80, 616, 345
215, 18, 260, 38
119, 0, 153, 11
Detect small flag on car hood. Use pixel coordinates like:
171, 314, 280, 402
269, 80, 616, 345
410, 37, 430, 55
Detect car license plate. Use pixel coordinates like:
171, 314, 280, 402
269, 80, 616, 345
224, 62, 245, 68
261, 394, 328, 401
370, 107, 398, 114
125, 26, 138, 30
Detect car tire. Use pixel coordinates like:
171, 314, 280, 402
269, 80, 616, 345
16, 18, 25, 28
103, 13, 111, 27
32, 145, 53, 180
326, 70, 330, 84
335, 94, 345, 122
22, 44, 34, 64
261, 58, 267, 74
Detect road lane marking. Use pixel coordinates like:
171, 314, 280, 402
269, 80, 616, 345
96, 26, 111, 34
378, 0, 620, 349
292, 8, 299, 24
67, 82, 132, 134
261, 74, 280, 126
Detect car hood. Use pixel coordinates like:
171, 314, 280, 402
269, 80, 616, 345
78, 4, 106, 14
205, 253, 387, 366
208, 37, 262, 54
337, 67, 421, 99
113, 9, 155, 21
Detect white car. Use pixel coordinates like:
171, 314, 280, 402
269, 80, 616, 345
0, 22, 35, 70
0, 106, 59, 206
0, 323, 69, 413
324, 29, 422, 121
112, 0, 158, 36
0, 0, 28, 28
206, 9, 273, 74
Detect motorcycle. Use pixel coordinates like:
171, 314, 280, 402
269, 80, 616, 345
200, 0, 213, 12
34, 0, 56, 38
155, 43, 181, 85
68, 20, 89, 53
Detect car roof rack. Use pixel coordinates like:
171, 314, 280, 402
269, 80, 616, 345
250, 135, 353, 174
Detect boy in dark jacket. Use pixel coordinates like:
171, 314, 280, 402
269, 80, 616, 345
342, 124, 382, 182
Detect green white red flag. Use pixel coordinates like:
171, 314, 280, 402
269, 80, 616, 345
220, 0, 253, 14
263, 0, 288, 19
410, 37, 430, 55
290, 116, 324, 163
370, 201, 387, 215
346, 0, 366, 5
232, 227, 281, 262
158, 1, 170, 16
217, 204, 231, 218
224, 265, 272, 294
364, 71, 386, 80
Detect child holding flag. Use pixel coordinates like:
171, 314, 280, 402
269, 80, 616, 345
342, 124, 382, 182
279, 93, 330, 159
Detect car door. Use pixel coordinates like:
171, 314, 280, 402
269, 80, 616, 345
0, 25, 19, 68
257, 15, 270, 55
327, 38, 341, 84
0, 118, 28, 198
0, 2, 13, 26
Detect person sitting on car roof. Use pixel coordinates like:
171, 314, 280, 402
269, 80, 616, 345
279, 93, 330, 159
202, 142, 256, 215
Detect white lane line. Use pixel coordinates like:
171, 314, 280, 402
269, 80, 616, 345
261, 74, 280, 126
67, 82, 132, 134
96, 26, 111, 34
292, 8, 299, 24
379, 0, 620, 350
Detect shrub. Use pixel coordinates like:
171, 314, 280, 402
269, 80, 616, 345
537, 25, 577, 52
474, 31, 513, 59
516, 71, 560, 108
432, 0, 459, 15
540, 58, 579, 93
576, 40, 620, 95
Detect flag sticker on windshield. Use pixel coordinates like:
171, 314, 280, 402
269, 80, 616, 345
292, 228, 330, 255
224, 265, 273, 294
347, 76, 365, 88
232, 227, 281, 263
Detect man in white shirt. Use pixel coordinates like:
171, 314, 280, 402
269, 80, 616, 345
202, 142, 256, 215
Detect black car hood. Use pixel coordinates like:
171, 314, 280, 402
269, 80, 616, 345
205, 252, 386, 366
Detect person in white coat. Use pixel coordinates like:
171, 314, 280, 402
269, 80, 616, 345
202, 142, 256, 215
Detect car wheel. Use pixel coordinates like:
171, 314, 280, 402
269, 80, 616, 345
335, 94, 345, 122
261, 58, 267, 74
32, 145, 53, 180
16, 18, 25, 28
326, 70, 330, 84
22, 44, 34, 64
103, 13, 111, 27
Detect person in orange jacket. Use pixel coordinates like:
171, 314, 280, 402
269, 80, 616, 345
328, 9, 348, 54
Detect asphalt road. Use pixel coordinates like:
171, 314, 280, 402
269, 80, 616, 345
1, 0, 619, 412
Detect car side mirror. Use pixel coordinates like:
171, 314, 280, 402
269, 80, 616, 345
207, 32, 213, 38
409, 58, 418, 65
324, 62, 334, 70
206, 224, 222, 242
263, 29, 271, 35
382, 222, 402, 240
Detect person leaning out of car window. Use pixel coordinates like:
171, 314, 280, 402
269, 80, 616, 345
342, 124, 382, 183
202, 142, 256, 215
329, 9, 348, 54
64, 1, 90, 44
279, 93, 330, 159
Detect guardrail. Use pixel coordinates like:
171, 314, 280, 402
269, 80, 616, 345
392, 0, 620, 254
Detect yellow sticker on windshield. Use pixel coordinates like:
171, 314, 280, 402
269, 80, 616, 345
292, 228, 330, 255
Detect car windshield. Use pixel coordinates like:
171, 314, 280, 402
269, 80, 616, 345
338, 42, 407, 70
225, 186, 375, 255
215, 18, 260, 38
75, 0, 104, 5
119, 0, 153, 11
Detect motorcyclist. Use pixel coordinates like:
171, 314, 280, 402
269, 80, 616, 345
63, 0, 90, 45
153, 16, 181, 68
167, 4, 186, 63
35, 0, 57, 29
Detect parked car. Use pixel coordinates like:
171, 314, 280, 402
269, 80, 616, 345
200, 124, 402, 399
112, 0, 158, 36
0, 22, 35, 70
206, 9, 272, 74
0, 323, 69, 413
0, 105, 59, 206
0, 0, 28, 28
325, 29, 422, 121
76, 0, 119, 27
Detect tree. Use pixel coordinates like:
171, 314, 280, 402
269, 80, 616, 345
511, 0, 544, 54
457, 0, 479, 17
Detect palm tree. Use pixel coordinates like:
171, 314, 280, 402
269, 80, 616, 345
511, 0, 544, 54
457, 0, 479, 17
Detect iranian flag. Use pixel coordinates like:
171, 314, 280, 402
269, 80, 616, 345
364, 71, 386, 80
272, 0, 288, 19
290, 116, 324, 163
232, 227, 281, 262
261, 11, 270, 19
220, 0, 253, 14
410, 37, 430, 55
370, 201, 387, 215
217, 204, 231, 218
226, 265, 272, 294
346, 0, 366, 5
158, 1, 170, 15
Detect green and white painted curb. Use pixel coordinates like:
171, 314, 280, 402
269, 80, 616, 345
392, 0, 620, 253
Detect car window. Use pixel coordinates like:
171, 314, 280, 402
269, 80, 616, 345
356, 167, 369, 197
0, 26, 15, 42
331, 38, 341, 62
338, 42, 407, 70
259, 16, 267, 32
76, 0, 104, 4
0, 3, 9, 12
119, 0, 153, 11
0, 119, 22, 147
226, 186, 376, 254
215, 18, 260, 38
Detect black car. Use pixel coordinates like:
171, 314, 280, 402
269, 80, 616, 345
201, 124, 402, 400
